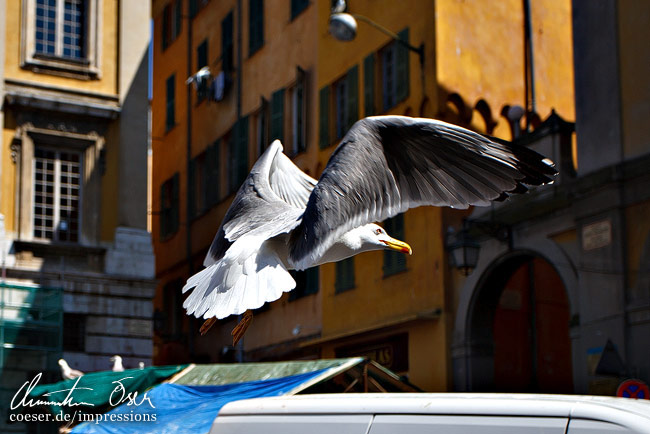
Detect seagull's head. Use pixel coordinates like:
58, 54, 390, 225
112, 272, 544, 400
355, 223, 412, 255
58, 359, 68, 368
110, 355, 122, 363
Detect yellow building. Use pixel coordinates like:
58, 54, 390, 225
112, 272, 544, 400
150, 0, 584, 392
1, 1, 154, 427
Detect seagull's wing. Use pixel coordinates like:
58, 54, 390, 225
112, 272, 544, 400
289, 116, 557, 268
184, 140, 316, 319
203, 140, 317, 267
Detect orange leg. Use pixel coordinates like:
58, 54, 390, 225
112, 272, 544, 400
231, 310, 254, 346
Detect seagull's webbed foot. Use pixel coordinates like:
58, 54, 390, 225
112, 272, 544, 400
200, 317, 217, 336
231, 310, 254, 346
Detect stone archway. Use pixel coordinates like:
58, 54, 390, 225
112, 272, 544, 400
452, 243, 577, 393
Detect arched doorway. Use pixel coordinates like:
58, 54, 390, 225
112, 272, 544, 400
468, 253, 573, 393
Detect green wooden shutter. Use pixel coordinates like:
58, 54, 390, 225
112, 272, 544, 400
189, 0, 198, 17
162, 5, 169, 50
159, 182, 167, 238
346, 65, 359, 131
383, 214, 406, 275
166, 74, 175, 130
364, 53, 376, 116
249, 0, 264, 55
188, 158, 197, 220
396, 28, 410, 103
335, 257, 355, 293
237, 116, 249, 186
206, 140, 220, 207
173, 0, 182, 39
222, 12, 234, 72
305, 266, 319, 295
171, 172, 180, 234
270, 88, 284, 142
319, 86, 330, 149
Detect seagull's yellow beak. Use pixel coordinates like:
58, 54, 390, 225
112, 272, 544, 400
381, 237, 413, 255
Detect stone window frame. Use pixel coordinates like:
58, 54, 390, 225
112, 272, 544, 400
15, 125, 103, 245
20, 0, 102, 79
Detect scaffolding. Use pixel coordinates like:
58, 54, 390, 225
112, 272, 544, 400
0, 282, 63, 433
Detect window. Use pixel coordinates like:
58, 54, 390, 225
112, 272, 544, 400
335, 257, 355, 293
380, 28, 410, 112
363, 53, 376, 116
383, 214, 406, 276
334, 65, 359, 140
189, 0, 210, 18
270, 88, 285, 142
291, 0, 309, 20
160, 173, 179, 239
289, 267, 319, 301
166, 74, 176, 131
24, 0, 100, 77
249, 0, 264, 56
35, 0, 85, 59
290, 68, 307, 155
188, 152, 207, 220
319, 85, 330, 148
196, 39, 209, 102
228, 117, 249, 193
206, 140, 221, 207
63, 313, 85, 352
256, 97, 270, 157
33, 148, 82, 243
162, 0, 182, 51
222, 11, 234, 72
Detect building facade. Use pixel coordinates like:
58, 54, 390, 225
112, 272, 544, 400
0, 1, 155, 429
449, 0, 650, 395
151, 0, 649, 395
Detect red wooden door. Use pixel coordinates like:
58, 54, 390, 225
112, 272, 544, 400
493, 258, 573, 393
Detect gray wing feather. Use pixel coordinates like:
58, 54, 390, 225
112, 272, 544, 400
289, 116, 557, 268
204, 140, 316, 267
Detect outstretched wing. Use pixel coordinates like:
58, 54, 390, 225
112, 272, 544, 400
289, 116, 556, 269
203, 140, 317, 267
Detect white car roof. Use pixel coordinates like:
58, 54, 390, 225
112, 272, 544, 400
219, 393, 650, 429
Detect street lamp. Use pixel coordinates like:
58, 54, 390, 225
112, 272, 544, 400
328, 10, 424, 68
445, 219, 512, 276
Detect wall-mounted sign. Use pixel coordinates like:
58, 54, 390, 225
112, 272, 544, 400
582, 219, 612, 251
335, 333, 408, 373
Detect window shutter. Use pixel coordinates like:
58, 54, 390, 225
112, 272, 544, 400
189, 0, 197, 17
237, 116, 249, 186
346, 65, 359, 131
159, 182, 167, 238
166, 74, 175, 130
249, 0, 264, 55
171, 172, 180, 234
173, 0, 182, 39
396, 28, 410, 103
188, 158, 197, 220
383, 214, 406, 275
270, 88, 284, 142
335, 257, 355, 293
222, 12, 234, 72
319, 86, 330, 149
162, 5, 170, 50
305, 266, 319, 295
206, 140, 220, 206
363, 53, 375, 116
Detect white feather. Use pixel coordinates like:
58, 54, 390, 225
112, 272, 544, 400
183, 235, 296, 320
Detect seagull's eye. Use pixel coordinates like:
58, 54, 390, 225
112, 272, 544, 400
374, 228, 382, 235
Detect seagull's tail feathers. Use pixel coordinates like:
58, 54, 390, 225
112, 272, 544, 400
183, 236, 296, 320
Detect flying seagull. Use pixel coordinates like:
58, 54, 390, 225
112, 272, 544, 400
58, 359, 84, 380
183, 115, 556, 343
110, 355, 125, 372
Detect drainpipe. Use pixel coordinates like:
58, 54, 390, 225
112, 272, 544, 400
523, 0, 536, 132
235, 0, 244, 364
186, 3, 195, 357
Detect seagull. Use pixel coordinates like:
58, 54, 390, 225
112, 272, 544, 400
110, 355, 125, 372
58, 359, 84, 380
138, 362, 146, 369
183, 115, 557, 343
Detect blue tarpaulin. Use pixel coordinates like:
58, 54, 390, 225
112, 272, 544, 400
70, 368, 328, 433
